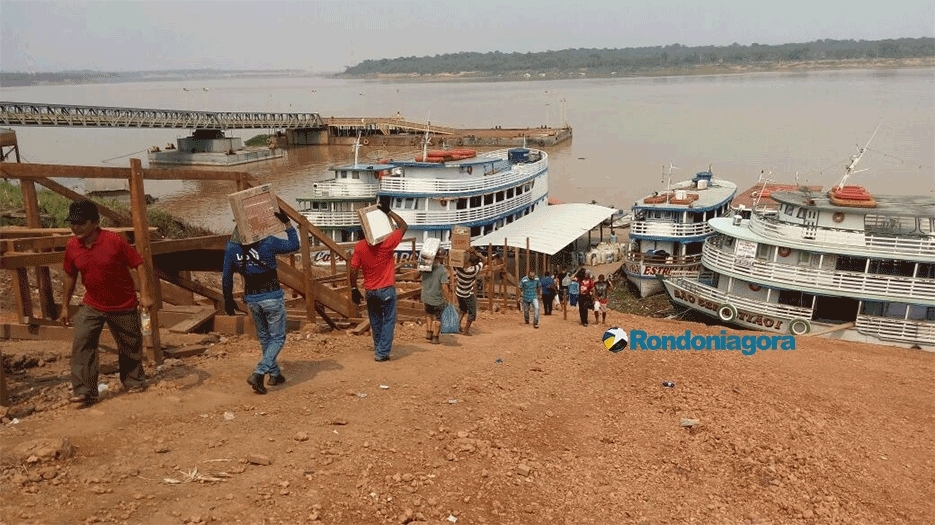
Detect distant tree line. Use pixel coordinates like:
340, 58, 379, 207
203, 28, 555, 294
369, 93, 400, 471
341, 38, 935, 76
0, 69, 307, 88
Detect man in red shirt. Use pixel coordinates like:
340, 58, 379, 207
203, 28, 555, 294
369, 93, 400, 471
58, 200, 154, 407
349, 200, 408, 361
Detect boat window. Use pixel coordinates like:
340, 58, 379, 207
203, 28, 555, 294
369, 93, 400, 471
507, 188, 514, 198
835, 255, 867, 272
777, 290, 814, 308
797, 250, 810, 265
484, 194, 494, 205
723, 237, 735, 248
471, 226, 481, 237
339, 171, 348, 179
917, 263, 935, 279
496, 191, 505, 202
352, 171, 360, 180
516, 185, 524, 195
868, 259, 915, 277
456, 198, 467, 210
506, 216, 514, 224
860, 301, 884, 316
885, 302, 908, 318
756, 243, 770, 260
796, 208, 807, 219
907, 304, 935, 321
470, 196, 482, 208
403, 198, 416, 209
784, 205, 794, 216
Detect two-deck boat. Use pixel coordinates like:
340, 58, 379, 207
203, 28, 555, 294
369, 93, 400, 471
296, 136, 548, 264
661, 144, 935, 350
623, 168, 737, 297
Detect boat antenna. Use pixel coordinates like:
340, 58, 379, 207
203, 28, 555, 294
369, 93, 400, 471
838, 123, 880, 189
754, 170, 772, 210
353, 131, 361, 166
664, 163, 679, 204
422, 113, 431, 160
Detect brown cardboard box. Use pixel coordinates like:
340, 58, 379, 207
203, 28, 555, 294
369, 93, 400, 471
357, 204, 394, 245
228, 184, 286, 244
448, 248, 468, 268
451, 225, 471, 251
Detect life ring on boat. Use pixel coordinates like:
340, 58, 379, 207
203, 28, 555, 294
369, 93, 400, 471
717, 303, 737, 322
362, 139, 369, 145
778, 247, 792, 258
789, 318, 811, 335
466, 166, 473, 175
749, 283, 762, 292
457, 138, 464, 146
832, 212, 845, 223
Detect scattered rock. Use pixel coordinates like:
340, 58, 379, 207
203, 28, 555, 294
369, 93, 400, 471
295, 431, 309, 442
10, 437, 75, 464
8, 405, 36, 419
516, 463, 532, 476
680, 418, 700, 428
247, 454, 271, 466
331, 418, 349, 425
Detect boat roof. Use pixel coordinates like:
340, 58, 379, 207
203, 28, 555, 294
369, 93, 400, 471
731, 183, 823, 211
634, 178, 737, 212
472, 203, 617, 256
770, 189, 935, 217
330, 163, 395, 171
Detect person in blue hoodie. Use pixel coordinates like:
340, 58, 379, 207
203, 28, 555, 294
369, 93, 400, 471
222, 209, 299, 394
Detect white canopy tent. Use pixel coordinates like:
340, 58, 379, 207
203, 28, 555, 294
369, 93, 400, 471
471, 203, 617, 255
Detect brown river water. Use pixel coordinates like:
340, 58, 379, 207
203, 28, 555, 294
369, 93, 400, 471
2, 68, 933, 233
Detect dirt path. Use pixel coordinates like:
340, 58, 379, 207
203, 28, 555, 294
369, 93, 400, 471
2, 306, 934, 525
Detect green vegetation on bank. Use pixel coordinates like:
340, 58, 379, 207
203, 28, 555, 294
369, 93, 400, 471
0, 180, 216, 238
244, 134, 270, 147
342, 37, 935, 77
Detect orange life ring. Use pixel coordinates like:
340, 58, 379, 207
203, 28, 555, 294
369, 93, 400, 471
832, 212, 845, 223
362, 138, 369, 145
749, 283, 762, 292
778, 247, 791, 257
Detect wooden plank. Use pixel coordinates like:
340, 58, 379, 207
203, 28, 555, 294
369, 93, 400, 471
163, 345, 208, 358
130, 158, 162, 365
0, 226, 151, 238
19, 180, 56, 319
0, 348, 8, 407
350, 319, 371, 335
300, 223, 316, 323
13, 268, 32, 321
1, 323, 76, 341
1, 235, 229, 269
0, 162, 252, 182
1, 228, 159, 253
168, 307, 216, 334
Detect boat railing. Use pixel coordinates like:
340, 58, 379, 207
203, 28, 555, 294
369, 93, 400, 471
702, 243, 935, 302
670, 277, 813, 318
630, 221, 712, 238
378, 157, 547, 195
299, 210, 361, 228
396, 191, 544, 226
625, 251, 703, 266
856, 315, 935, 346
301, 182, 379, 199
750, 215, 935, 259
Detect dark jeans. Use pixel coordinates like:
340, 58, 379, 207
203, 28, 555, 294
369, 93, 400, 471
578, 295, 593, 325
366, 286, 397, 359
542, 292, 556, 315
71, 305, 146, 397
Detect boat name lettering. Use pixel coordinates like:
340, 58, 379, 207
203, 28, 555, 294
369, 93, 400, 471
643, 265, 674, 276
673, 289, 783, 330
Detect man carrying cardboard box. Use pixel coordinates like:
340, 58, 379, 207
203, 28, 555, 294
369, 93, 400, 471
349, 198, 408, 362
222, 209, 299, 394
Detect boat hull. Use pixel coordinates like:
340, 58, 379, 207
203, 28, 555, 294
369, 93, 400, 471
623, 260, 702, 297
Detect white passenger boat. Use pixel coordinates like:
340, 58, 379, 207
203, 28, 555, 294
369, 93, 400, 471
661, 147, 935, 350
623, 168, 737, 297
296, 137, 548, 264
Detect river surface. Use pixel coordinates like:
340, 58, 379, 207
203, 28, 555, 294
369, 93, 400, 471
2, 68, 933, 233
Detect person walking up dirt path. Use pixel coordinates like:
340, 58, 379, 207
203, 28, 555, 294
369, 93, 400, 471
454, 248, 484, 336
593, 274, 613, 325
576, 269, 595, 327
222, 209, 299, 394
349, 201, 408, 362
519, 270, 542, 328
421, 249, 451, 344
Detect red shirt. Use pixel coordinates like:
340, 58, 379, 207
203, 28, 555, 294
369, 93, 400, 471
579, 278, 595, 297
351, 229, 403, 291
63, 229, 145, 312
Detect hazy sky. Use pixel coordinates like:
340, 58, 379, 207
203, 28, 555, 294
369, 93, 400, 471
2, 0, 933, 73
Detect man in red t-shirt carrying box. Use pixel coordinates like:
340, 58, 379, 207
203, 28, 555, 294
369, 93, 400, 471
349, 197, 408, 362
58, 200, 155, 407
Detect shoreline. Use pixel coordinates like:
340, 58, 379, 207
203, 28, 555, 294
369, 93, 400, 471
336, 58, 935, 83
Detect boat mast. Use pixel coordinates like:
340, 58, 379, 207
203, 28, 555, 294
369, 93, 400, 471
422, 113, 431, 160
353, 132, 361, 166
837, 123, 880, 189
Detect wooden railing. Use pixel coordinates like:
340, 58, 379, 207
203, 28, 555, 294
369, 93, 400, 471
668, 277, 814, 319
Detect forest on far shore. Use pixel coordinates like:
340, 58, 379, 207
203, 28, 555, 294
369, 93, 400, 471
340, 37, 935, 77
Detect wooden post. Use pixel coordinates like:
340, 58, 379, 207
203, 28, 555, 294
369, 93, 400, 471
20, 180, 56, 319
129, 158, 163, 365
0, 348, 7, 407
13, 268, 33, 322
300, 223, 316, 323
514, 244, 521, 309
525, 237, 531, 277
487, 243, 493, 313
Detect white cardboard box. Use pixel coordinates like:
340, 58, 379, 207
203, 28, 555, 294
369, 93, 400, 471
357, 204, 394, 245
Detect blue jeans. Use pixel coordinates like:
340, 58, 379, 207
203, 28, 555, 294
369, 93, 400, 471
247, 296, 287, 376
523, 298, 540, 325
366, 286, 397, 359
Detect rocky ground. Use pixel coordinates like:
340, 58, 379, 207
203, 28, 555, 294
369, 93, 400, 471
2, 277, 934, 525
